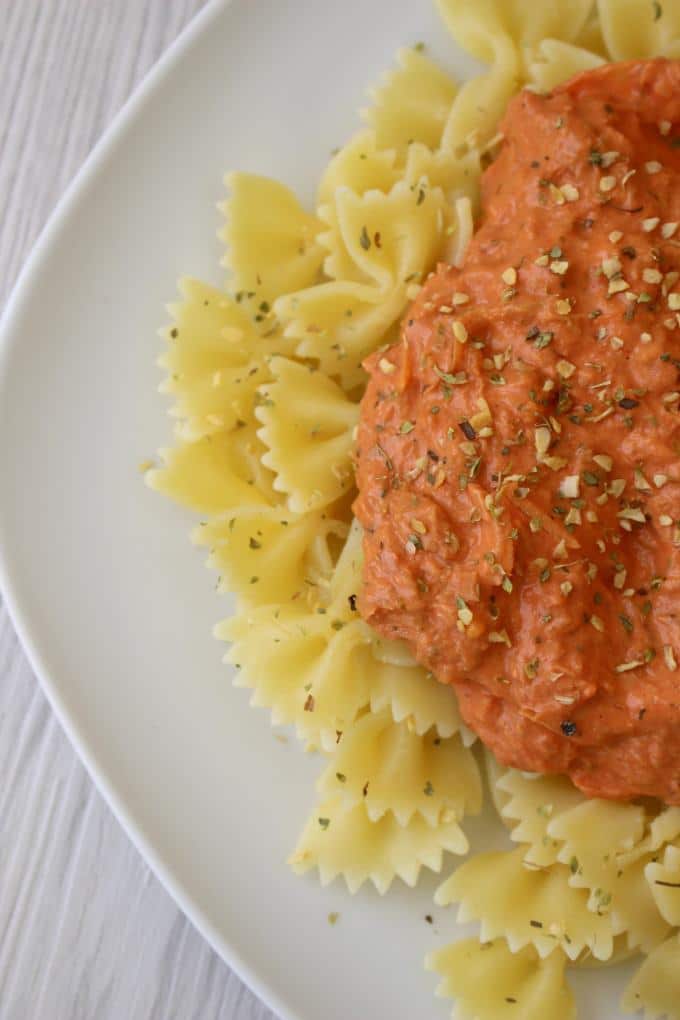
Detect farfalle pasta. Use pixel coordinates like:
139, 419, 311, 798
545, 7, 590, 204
255, 356, 359, 512
316, 707, 482, 826
426, 938, 576, 1020
194, 506, 349, 607
597, 0, 680, 61
220, 172, 325, 313
621, 933, 680, 1018
495, 766, 585, 866
435, 846, 615, 962
150, 1, 680, 1016
361, 46, 458, 157
290, 794, 469, 894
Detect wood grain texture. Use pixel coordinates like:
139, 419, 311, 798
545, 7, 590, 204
0, 3, 277, 1018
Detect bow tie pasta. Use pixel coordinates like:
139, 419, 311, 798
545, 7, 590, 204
149, 1, 680, 1017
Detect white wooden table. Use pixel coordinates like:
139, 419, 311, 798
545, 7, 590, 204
0, 4, 277, 1017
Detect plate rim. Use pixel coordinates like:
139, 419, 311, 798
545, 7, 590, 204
0, 3, 299, 1017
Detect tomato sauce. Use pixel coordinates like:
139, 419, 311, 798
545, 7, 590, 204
355, 60, 680, 803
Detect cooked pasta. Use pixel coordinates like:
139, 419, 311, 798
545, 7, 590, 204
368, 656, 466, 739
645, 844, 680, 927
220, 602, 373, 751
150, 1, 680, 1017
361, 46, 458, 157
495, 768, 586, 866
435, 0, 595, 73
316, 707, 482, 826
255, 356, 359, 512
548, 802, 670, 951
434, 846, 615, 962
220, 172, 325, 313
317, 130, 400, 205
621, 933, 680, 1019
426, 938, 576, 1020
526, 38, 605, 91
158, 278, 285, 442
597, 0, 680, 61
290, 795, 468, 894
193, 506, 349, 607
148, 425, 275, 513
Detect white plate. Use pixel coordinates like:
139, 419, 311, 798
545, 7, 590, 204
0, 2, 637, 1017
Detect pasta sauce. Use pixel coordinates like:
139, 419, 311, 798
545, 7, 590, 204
354, 60, 680, 803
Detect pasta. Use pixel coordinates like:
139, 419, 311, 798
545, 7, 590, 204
289, 795, 468, 894
255, 356, 359, 512
647, 808, 680, 852
316, 707, 482, 826
158, 278, 286, 442
435, 846, 615, 962
273, 279, 404, 390
317, 130, 399, 205
193, 506, 349, 607
495, 767, 586, 866
221, 601, 373, 751
548, 801, 670, 951
526, 39, 605, 92
361, 47, 457, 158
645, 844, 680, 927
426, 938, 575, 1020
597, 0, 680, 61
150, 1, 680, 1017
220, 172, 325, 313
435, 0, 594, 74
368, 656, 467, 739
621, 933, 680, 1019
319, 179, 446, 290
148, 425, 275, 513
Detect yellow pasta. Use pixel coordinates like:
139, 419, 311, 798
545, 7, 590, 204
403, 143, 480, 205
368, 657, 466, 739
638, 807, 680, 856
159, 278, 292, 442
597, 0, 680, 61
150, 6, 680, 1018
220, 172, 325, 313
435, 0, 595, 72
255, 356, 359, 512
548, 801, 670, 952
435, 846, 615, 961
147, 425, 275, 513
220, 602, 373, 751
215, 519, 369, 748
193, 506, 349, 607
273, 280, 402, 390
645, 844, 680, 926
426, 938, 576, 1020
327, 516, 363, 602
318, 130, 400, 205
574, 10, 609, 56
526, 39, 605, 92
275, 179, 447, 388
496, 768, 586, 866
316, 707, 482, 826
361, 46, 458, 157
621, 932, 680, 1019
319, 178, 447, 289
483, 749, 514, 821
289, 795, 468, 894
439, 66, 517, 206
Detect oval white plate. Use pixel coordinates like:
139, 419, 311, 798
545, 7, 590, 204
0, 2, 637, 1017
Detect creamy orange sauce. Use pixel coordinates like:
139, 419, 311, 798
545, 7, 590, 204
355, 59, 680, 803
